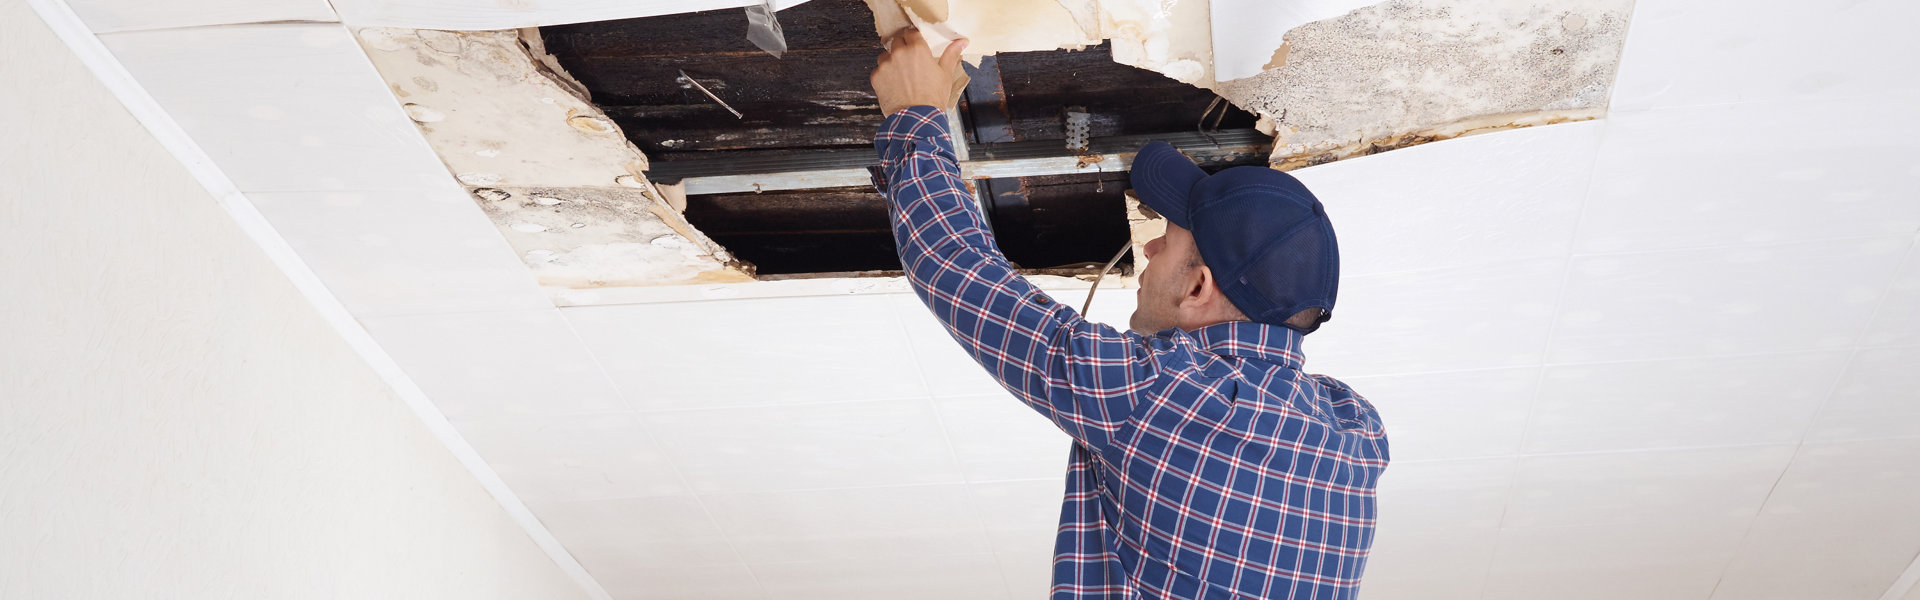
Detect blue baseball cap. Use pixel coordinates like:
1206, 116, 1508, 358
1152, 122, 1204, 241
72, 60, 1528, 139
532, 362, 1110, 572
1128, 141, 1339, 333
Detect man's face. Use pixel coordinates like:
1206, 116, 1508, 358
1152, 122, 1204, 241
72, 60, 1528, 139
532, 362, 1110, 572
1129, 223, 1199, 334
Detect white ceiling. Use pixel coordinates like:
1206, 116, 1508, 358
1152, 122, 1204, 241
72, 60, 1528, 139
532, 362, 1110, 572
49, 0, 1920, 598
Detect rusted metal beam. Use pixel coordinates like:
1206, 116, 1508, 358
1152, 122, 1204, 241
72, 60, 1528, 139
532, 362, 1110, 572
656, 129, 1270, 195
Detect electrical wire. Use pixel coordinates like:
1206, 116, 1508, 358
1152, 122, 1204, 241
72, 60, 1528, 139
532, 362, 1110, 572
1080, 241, 1135, 316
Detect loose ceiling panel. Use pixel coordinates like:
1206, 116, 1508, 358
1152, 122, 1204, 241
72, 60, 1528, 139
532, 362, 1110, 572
66, 0, 336, 33
330, 0, 813, 30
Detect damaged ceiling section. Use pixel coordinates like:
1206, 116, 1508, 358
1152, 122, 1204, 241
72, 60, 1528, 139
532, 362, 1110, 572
351, 0, 1634, 293
355, 27, 754, 288
1218, 0, 1635, 169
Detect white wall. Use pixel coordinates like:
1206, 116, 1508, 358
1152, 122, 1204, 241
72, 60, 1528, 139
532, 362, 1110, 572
0, 2, 594, 598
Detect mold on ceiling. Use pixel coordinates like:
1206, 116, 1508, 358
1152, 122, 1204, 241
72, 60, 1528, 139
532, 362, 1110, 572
353, 27, 753, 287
1217, 0, 1636, 168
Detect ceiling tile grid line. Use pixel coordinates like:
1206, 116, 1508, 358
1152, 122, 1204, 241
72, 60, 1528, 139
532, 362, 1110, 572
879, 298, 1027, 598
1607, 0, 1920, 113
1860, 238, 1920, 349
97, 23, 554, 319
1711, 437, 1920, 599
1574, 94, 1920, 257
1878, 550, 1920, 600
17, 2, 610, 599
553, 315, 775, 598
1480, 99, 1614, 539
95, 23, 462, 194
1545, 235, 1915, 365
1693, 339, 1879, 598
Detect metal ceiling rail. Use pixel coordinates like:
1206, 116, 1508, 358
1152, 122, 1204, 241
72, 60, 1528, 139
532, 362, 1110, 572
648, 128, 1272, 195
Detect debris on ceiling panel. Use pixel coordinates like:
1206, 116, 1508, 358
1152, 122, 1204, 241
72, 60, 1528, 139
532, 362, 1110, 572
1214, 0, 1635, 168
354, 27, 753, 288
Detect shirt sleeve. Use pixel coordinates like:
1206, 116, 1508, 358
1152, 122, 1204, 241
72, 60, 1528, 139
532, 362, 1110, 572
874, 105, 1162, 452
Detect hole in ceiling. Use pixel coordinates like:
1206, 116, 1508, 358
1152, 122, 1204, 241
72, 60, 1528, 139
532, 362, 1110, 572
537, 0, 1269, 277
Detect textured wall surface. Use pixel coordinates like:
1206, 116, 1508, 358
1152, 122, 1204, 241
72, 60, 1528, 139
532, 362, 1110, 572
0, 3, 593, 598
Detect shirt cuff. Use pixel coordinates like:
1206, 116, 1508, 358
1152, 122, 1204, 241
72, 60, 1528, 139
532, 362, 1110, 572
872, 105, 954, 189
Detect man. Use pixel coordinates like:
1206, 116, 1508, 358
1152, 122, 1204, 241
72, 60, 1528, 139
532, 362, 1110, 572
870, 30, 1389, 599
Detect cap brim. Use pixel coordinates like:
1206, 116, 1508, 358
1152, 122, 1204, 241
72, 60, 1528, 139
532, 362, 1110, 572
1129, 141, 1205, 230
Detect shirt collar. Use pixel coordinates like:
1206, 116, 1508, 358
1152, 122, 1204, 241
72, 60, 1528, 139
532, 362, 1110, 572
1188, 320, 1306, 370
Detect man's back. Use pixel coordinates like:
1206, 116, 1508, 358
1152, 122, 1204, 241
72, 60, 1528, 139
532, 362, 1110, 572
1077, 322, 1385, 599
871, 105, 1388, 599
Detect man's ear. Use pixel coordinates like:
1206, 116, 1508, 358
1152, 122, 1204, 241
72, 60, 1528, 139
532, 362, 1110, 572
1180, 264, 1218, 309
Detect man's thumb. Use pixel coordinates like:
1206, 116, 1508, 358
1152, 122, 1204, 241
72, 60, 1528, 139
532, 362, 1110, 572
939, 38, 968, 72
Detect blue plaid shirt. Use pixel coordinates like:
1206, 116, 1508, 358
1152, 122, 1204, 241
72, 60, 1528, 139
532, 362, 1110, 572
875, 106, 1390, 599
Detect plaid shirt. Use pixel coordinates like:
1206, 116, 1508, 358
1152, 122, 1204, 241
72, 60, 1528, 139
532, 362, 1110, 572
875, 106, 1390, 600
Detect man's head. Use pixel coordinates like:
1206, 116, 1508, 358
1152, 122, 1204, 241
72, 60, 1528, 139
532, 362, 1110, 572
1125, 142, 1339, 336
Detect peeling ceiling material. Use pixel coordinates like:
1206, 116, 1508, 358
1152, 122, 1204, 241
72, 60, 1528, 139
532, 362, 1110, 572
1207, 0, 1381, 82
1214, 0, 1633, 168
473, 186, 748, 287
354, 26, 751, 287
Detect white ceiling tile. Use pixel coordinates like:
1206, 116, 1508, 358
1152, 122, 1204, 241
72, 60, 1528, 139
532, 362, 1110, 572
1864, 247, 1920, 348
69, 0, 335, 33
1712, 438, 1920, 599
1905, 576, 1920, 600
1357, 527, 1498, 600
358, 308, 622, 420
1295, 121, 1603, 277
641, 399, 963, 494
751, 552, 1009, 600
529, 495, 737, 575
893, 283, 1138, 401
1376, 458, 1514, 535
456, 412, 688, 502
249, 191, 550, 317
1548, 236, 1912, 364
996, 541, 1055, 600
565, 294, 928, 410
1759, 438, 1920, 516
1525, 351, 1851, 453
1503, 445, 1794, 529
935, 395, 1073, 482
1712, 511, 1920, 600
1807, 346, 1920, 442
1344, 368, 1536, 461
1577, 98, 1920, 255
1309, 258, 1564, 377
700, 484, 994, 565
969, 478, 1069, 537
1483, 517, 1750, 600
968, 479, 1066, 599
1611, 0, 1920, 111
587, 563, 764, 600
892, 292, 1026, 399
100, 25, 452, 192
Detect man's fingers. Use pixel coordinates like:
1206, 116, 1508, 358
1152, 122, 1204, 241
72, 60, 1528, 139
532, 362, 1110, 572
938, 37, 968, 73
896, 28, 927, 53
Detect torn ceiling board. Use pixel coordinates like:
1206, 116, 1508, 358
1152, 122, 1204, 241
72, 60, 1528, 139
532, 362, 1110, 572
1213, 0, 1634, 168
908, 0, 1216, 86
355, 27, 751, 287
65, 0, 338, 33
330, 0, 812, 30
1208, 0, 1380, 81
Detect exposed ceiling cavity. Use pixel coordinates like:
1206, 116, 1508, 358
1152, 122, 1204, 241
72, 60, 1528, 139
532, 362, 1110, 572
351, 0, 1634, 290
